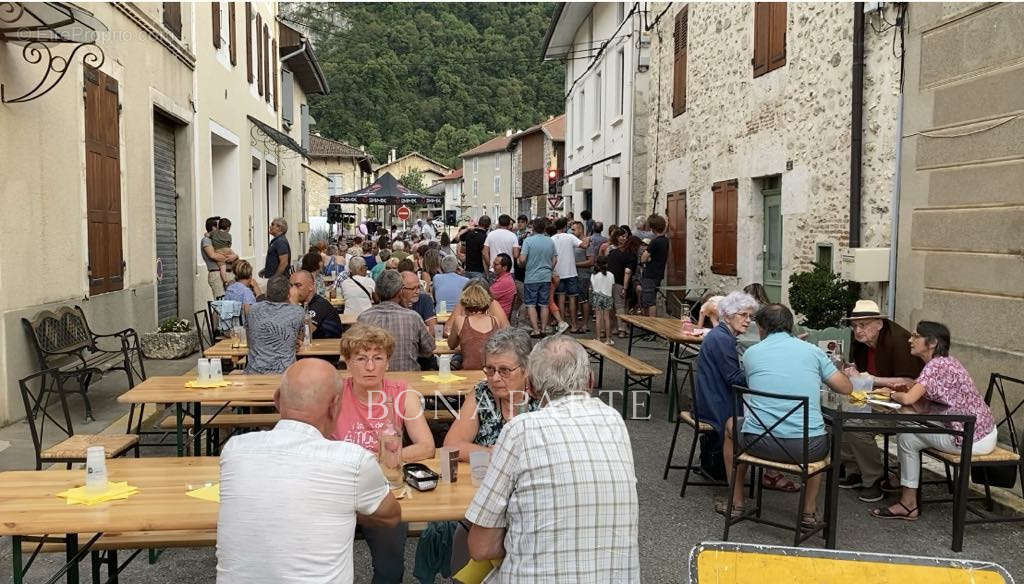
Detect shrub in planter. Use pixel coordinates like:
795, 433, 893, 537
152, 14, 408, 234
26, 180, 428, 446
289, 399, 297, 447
142, 318, 198, 359
788, 263, 858, 330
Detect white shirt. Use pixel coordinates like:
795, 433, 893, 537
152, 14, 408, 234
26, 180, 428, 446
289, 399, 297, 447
465, 394, 640, 583
483, 228, 520, 271
340, 274, 376, 317
550, 232, 582, 279
216, 420, 389, 584
590, 271, 615, 297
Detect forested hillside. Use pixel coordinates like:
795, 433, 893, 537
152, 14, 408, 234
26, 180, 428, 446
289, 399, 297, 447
283, 3, 566, 169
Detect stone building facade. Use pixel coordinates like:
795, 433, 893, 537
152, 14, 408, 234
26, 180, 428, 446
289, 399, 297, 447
460, 134, 514, 221
508, 115, 565, 218
645, 2, 900, 302
307, 134, 374, 221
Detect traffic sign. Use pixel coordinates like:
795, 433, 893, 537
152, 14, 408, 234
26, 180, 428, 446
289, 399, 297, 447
397, 205, 411, 221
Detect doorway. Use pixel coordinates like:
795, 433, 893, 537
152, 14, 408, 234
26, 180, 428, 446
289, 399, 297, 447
153, 114, 179, 321
762, 177, 782, 302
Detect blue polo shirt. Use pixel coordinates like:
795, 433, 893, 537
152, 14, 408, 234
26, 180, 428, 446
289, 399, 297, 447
740, 332, 838, 438
520, 234, 556, 284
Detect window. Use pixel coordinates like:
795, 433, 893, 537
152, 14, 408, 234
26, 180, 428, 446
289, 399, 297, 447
753, 2, 787, 77
672, 8, 688, 116
272, 38, 278, 111
246, 3, 253, 82
212, 2, 221, 48
593, 71, 602, 131
281, 68, 294, 124
162, 3, 181, 38
711, 180, 738, 275
328, 173, 343, 197
473, 178, 479, 196
494, 151, 500, 170
84, 67, 124, 295
473, 157, 479, 174
255, 13, 263, 95
617, 2, 625, 23
816, 244, 834, 273
616, 48, 625, 117
228, 2, 236, 65
576, 90, 586, 146
494, 175, 501, 194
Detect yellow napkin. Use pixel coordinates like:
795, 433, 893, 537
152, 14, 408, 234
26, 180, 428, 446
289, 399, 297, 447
436, 338, 448, 346
185, 482, 220, 502
454, 559, 501, 584
186, 380, 230, 388
850, 391, 868, 403
57, 482, 139, 506
421, 374, 466, 384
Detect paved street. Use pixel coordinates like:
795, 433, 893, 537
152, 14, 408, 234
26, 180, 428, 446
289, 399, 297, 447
1, 338, 1021, 582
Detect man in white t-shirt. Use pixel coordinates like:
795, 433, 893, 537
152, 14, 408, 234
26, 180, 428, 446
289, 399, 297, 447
217, 359, 401, 584
550, 216, 589, 333
483, 214, 520, 278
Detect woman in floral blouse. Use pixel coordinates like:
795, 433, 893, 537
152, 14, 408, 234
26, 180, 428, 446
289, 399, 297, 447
870, 321, 997, 520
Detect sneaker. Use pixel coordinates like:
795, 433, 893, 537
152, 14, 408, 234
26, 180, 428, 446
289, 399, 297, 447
556, 321, 570, 335
837, 473, 863, 490
605, 339, 615, 346
857, 481, 885, 503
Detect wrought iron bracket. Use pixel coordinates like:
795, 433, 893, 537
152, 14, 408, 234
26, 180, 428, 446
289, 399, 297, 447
1, 39, 105, 103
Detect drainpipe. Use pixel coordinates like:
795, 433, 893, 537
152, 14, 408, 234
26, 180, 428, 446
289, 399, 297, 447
886, 91, 904, 319
849, 3, 865, 249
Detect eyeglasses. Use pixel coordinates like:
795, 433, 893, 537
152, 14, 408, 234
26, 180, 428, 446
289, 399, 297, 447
483, 365, 521, 378
733, 312, 752, 321
402, 285, 420, 292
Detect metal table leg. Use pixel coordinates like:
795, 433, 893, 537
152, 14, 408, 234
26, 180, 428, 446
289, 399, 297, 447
175, 403, 185, 456
627, 323, 635, 355
192, 401, 202, 456
952, 419, 975, 552
825, 414, 843, 549
12, 535, 23, 584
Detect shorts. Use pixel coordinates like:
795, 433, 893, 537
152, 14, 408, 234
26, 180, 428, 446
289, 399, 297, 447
576, 275, 591, 302
208, 271, 225, 298
612, 283, 627, 313
524, 282, 550, 306
741, 430, 830, 463
555, 276, 579, 297
592, 292, 613, 311
640, 277, 661, 308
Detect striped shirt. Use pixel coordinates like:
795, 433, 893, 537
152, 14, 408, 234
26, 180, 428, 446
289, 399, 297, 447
465, 394, 640, 583
356, 301, 434, 371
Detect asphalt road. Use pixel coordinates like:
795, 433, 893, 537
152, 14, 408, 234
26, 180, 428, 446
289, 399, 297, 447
1, 337, 1021, 582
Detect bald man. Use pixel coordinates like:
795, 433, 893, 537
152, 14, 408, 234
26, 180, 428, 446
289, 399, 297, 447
217, 360, 400, 584
289, 269, 342, 339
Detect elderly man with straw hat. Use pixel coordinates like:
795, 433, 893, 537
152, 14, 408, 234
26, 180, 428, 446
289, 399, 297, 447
837, 299, 924, 502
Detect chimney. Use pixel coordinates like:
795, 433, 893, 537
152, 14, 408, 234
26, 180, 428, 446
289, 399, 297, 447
389, 148, 396, 163
505, 129, 513, 137
360, 145, 365, 152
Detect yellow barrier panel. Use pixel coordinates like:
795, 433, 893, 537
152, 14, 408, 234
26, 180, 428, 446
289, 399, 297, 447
690, 542, 1013, 584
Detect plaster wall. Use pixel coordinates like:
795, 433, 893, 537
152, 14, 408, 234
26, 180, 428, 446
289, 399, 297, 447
461, 152, 513, 220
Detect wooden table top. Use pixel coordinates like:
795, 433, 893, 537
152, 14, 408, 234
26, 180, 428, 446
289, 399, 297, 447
205, 337, 457, 359
618, 314, 705, 344
118, 370, 486, 404
0, 455, 476, 536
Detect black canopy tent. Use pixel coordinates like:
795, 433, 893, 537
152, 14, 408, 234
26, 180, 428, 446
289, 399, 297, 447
328, 173, 442, 233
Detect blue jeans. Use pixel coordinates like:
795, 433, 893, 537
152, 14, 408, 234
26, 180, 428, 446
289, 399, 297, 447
523, 281, 550, 306
556, 276, 579, 297
358, 522, 408, 583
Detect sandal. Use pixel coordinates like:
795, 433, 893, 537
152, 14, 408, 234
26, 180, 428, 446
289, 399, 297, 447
870, 501, 919, 521
800, 512, 823, 533
762, 472, 800, 493
714, 497, 752, 518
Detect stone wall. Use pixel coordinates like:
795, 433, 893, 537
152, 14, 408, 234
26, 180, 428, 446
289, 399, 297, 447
645, 2, 900, 304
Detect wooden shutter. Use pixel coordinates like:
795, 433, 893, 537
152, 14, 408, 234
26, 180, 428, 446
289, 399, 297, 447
229, 2, 237, 65
672, 8, 688, 116
245, 3, 253, 82
768, 2, 787, 71
84, 67, 124, 295
711, 180, 738, 276
162, 3, 181, 38
256, 13, 263, 96
752, 3, 770, 77
212, 2, 221, 49
263, 24, 271, 103
272, 39, 278, 111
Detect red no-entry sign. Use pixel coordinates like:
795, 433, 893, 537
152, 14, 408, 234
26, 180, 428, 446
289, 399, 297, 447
397, 206, 411, 221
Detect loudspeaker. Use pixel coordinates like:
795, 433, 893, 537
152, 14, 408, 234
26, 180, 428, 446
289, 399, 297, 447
445, 210, 457, 226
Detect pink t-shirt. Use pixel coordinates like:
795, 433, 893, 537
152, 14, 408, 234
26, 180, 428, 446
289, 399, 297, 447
333, 378, 409, 453
490, 272, 516, 318
917, 356, 995, 444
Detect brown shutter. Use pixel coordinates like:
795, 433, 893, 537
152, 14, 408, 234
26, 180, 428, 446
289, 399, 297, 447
768, 2, 787, 71
752, 3, 769, 77
162, 3, 182, 38
263, 24, 271, 103
711, 180, 738, 276
256, 13, 263, 96
272, 39, 278, 111
84, 67, 124, 295
229, 2, 237, 65
212, 2, 221, 49
672, 8, 688, 116
245, 3, 253, 82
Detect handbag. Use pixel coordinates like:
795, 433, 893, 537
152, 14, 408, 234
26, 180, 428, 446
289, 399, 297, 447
350, 276, 377, 304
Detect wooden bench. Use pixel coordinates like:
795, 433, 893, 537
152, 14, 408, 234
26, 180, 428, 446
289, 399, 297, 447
157, 413, 280, 430
579, 339, 661, 419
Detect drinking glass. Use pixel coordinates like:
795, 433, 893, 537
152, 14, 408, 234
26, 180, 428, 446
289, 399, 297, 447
469, 451, 490, 486
377, 425, 404, 489
438, 355, 453, 379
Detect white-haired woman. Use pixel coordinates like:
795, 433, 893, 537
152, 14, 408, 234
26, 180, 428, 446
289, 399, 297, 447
340, 256, 376, 317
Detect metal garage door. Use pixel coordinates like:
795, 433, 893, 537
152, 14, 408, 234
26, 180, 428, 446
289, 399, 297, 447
153, 115, 178, 321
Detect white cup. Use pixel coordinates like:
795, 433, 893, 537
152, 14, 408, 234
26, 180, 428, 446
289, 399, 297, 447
469, 451, 490, 486
438, 355, 453, 379
434, 324, 445, 341
85, 446, 108, 492
210, 358, 223, 382
438, 300, 447, 314
197, 358, 211, 382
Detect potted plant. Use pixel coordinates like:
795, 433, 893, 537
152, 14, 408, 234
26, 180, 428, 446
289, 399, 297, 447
788, 263, 858, 359
141, 318, 199, 360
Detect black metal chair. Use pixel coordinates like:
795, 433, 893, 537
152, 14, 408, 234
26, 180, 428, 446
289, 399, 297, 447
663, 354, 728, 496
193, 308, 216, 352
19, 368, 139, 470
722, 385, 834, 547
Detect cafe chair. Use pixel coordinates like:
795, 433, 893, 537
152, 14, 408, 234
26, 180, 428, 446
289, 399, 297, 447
722, 385, 834, 547
19, 368, 139, 470
664, 364, 729, 497
921, 373, 1024, 526
193, 308, 216, 352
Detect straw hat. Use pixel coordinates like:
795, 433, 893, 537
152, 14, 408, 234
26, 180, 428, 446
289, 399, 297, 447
845, 299, 885, 321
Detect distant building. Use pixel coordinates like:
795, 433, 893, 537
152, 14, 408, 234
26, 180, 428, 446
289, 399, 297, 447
542, 2, 649, 226
434, 169, 464, 223
460, 133, 515, 221
508, 115, 565, 218
307, 134, 374, 222
374, 150, 451, 184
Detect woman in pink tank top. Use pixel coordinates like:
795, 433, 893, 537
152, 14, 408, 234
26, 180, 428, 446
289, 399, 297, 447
447, 282, 506, 370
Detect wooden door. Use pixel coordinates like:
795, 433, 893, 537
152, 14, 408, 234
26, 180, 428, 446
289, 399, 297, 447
85, 67, 124, 295
666, 190, 687, 286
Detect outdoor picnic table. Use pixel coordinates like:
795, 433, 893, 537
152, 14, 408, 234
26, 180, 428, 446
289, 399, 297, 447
118, 371, 486, 456
618, 314, 705, 420
0, 454, 477, 584
204, 334, 455, 361
821, 395, 977, 552
329, 296, 345, 308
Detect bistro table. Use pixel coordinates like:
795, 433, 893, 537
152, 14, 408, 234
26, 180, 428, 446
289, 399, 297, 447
821, 394, 976, 552
205, 333, 455, 362
118, 371, 486, 456
618, 314, 705, 420
0, 455, 476, 584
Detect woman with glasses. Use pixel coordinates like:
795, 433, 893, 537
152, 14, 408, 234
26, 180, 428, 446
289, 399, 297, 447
442, 328, 539, 462
870, 321, 997, 521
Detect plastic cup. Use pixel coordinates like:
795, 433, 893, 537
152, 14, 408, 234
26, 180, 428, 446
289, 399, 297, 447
197, 358, 211, 382
85, 446, 108, 492
434, 324, 445, 341
438, 300, 447, 314
210, 358, 223, 382
469, 451, 490, 486
438, 355, 453, 379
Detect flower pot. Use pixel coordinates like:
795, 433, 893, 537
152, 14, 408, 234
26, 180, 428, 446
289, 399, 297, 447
141, 330, 199, 360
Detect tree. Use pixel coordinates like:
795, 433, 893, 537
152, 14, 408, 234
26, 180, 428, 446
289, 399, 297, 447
399, 169, 426, 194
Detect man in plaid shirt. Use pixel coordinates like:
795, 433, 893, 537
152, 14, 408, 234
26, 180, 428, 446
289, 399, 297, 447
357, 269, 434, 371
465, 336, 640, 582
